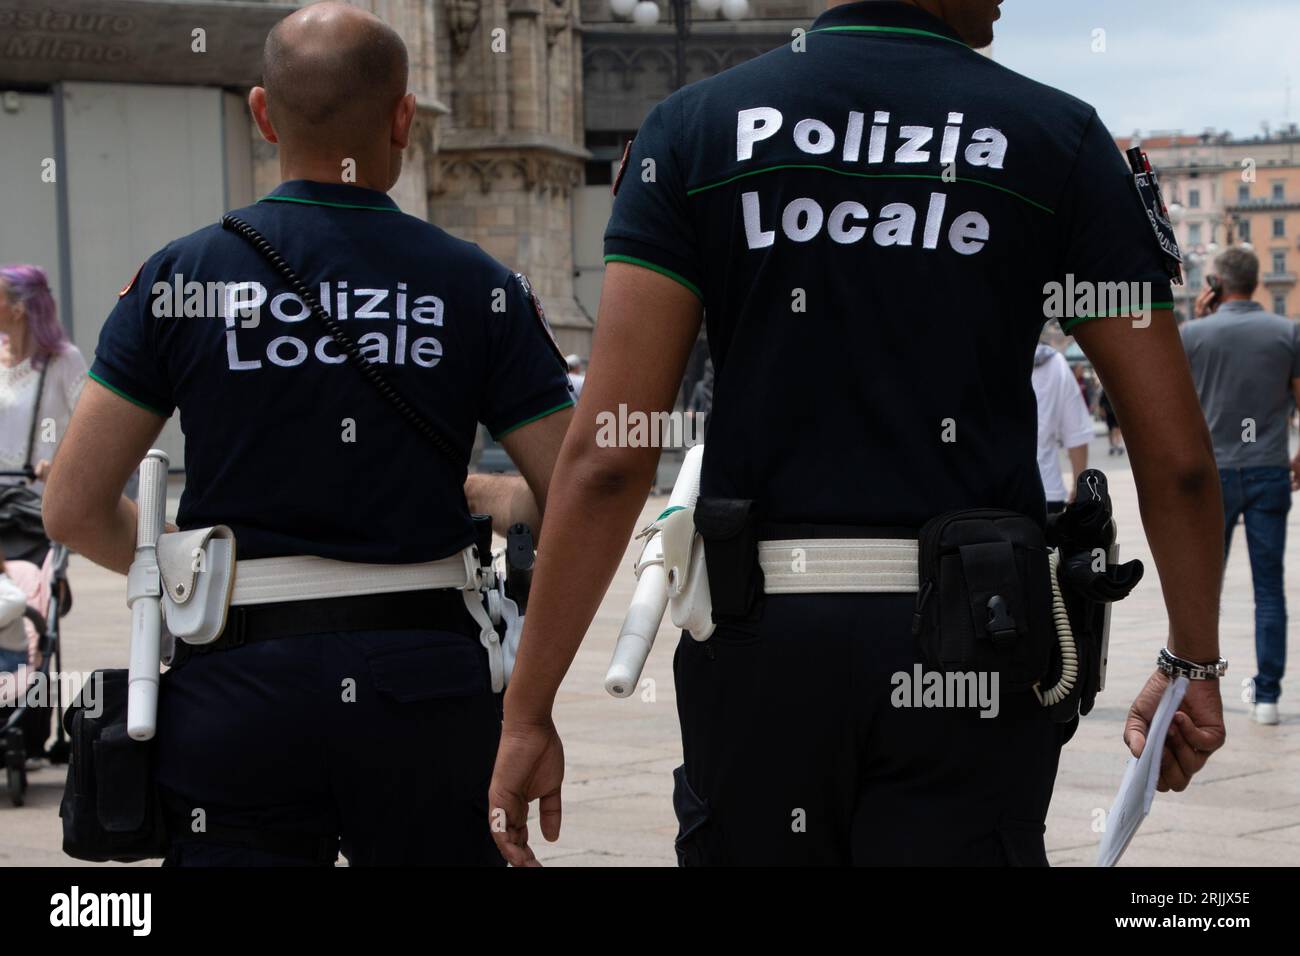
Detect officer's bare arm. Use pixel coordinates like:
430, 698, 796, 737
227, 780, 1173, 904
43, 381, 168, 576
464, 407, 574, 538
1074, 308, 1226, 789
505, 263, 702, 720
1073, 310, 1222, 662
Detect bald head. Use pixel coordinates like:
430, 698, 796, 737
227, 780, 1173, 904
262, 1, 408, 151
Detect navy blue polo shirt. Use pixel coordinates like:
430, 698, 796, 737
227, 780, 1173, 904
93, 179, 574, 562
605, 1, 1174, 528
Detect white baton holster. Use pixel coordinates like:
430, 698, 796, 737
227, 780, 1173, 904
156, 525, 237, 650
655, 505, 714, 641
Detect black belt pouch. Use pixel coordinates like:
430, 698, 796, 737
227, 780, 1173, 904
60, 669, 169, 862
694, 497, 764, 623
911, 509, 1053, 692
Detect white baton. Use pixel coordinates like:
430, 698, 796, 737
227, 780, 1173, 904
604, 443, 704, 698
126, 449, 169, 740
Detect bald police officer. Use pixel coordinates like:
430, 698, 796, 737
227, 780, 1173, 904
44, 2, 573, 865
489, 0, 1226, 866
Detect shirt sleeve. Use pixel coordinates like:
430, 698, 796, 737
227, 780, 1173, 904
603, 96, 703, 300
1055, 110, 1175, 333
88, 255, 175, 417
479, 272, 575, 440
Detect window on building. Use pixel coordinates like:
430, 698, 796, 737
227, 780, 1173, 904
1273, 182, 1286, 201
1273, 251, 1287, 274
1240, 219, 1251, 242
1274, 217, 1286, 238
1274, 294, 1289, 316
1188, 223, 1202, 245
1188, 189, 1200, 209
1238, 183, 1251, 202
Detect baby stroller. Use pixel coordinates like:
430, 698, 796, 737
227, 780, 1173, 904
0, 470, 72, 806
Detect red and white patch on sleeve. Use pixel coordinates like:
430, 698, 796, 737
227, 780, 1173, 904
118, 262, 144, 298
612, 139, 633, 196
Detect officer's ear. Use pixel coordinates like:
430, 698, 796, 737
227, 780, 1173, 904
248, 87, 279, 145
390, 92, 416, 150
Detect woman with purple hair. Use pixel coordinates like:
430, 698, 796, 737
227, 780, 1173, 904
0, 265, 87, 484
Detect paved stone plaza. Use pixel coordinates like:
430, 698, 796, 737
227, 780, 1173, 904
3, 433, 1298, 867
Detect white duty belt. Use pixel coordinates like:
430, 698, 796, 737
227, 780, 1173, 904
228, 550, 482, 605
758, 538, 920, 594
230, 546, 506, 691
156, 540, 509, 693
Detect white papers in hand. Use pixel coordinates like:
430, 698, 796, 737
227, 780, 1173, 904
1096, 675, 1190, 867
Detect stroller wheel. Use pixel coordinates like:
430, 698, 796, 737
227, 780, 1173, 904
6, 764, 24, 807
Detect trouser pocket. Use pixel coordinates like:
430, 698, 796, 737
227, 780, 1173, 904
364, 630, 491, 702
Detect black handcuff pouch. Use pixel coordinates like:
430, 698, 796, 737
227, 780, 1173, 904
911, 509, 1054, 692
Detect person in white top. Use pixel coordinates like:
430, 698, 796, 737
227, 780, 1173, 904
1032, 343, 1094, 513
0, 265, 87, 484
0, 552, 33, 675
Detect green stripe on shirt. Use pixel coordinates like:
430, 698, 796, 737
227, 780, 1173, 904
603, 255, 704, 300
492, 399, 575, 440
87, 369, 169, 417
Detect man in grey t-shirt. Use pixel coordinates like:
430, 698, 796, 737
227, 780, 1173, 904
1182, 246, 1300, 724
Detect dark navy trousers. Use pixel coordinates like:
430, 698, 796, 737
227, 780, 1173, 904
673, 593, 1068, 866
156, 624, 504, 866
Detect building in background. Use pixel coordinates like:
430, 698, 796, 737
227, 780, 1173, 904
1121, 126, 1300, 321
427, 0, 591, 355
1222, 159, 1300, 319
0, 0, 590, 463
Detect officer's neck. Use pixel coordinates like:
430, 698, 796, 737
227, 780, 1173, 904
277, 156, 394, 194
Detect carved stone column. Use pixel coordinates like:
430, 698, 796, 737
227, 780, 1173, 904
432, 0, 593, 354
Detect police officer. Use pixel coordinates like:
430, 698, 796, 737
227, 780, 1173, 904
43, 1, 574, 865
490, 0, 1226, 866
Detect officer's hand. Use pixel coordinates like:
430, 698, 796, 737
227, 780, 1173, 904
33, 459, 51, 481
1123, 669, 1225, 792
1289, 452, 1300, 492
489, 716, 565, 867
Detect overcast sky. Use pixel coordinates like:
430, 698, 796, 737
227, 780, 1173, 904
988, 0, 1298, 140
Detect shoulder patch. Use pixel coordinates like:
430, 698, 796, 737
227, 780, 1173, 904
612, 139, 633, 196
119, 262, 144, 298
513, 272, 567, 367
1125, 147, 1183, 285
